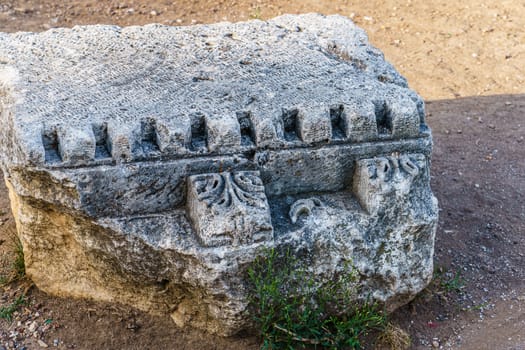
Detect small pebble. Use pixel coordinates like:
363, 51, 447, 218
28, 321, 38, 333
37, 339, 48, 348
432, 340, 440, 348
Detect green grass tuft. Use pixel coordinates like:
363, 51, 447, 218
0, 228, 25, 285
433, 267, 465, 294
247, 248, 386, 349
0, 294, 25, 322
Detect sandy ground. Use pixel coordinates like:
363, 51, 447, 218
0, 1, 524, 349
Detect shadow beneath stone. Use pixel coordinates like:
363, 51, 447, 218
391, 93, 525, 349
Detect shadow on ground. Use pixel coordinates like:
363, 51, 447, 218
391, 94, 525, 350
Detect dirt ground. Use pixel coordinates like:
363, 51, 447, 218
0, 1, 524, 349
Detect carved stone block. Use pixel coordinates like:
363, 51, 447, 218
353, 153, 426, 214
205, 114, 241, 153
383, 95, 421, 138
297, 106, 332, 144
0, 14, 437, 336
155, 116, 192, 153
251, 112, 281, 147
187, 171, 273, 247
343, 101, 378, 142
56, 126, 96, 164
106, 122, 141, 162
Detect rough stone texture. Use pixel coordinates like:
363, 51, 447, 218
0, 14, 438, 336
187, 171, 273, 247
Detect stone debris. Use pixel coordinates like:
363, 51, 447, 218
0, 14, 438, 335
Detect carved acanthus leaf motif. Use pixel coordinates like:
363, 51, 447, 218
192, 171, 267, 209
187, 170, 273, 247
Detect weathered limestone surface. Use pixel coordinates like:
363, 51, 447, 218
0, 14, 438, 335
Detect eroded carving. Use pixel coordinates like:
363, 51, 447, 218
289, 197, 323, 224
353, 153, 426, 214
192, 172, 267, 209
187, 171, 273, 247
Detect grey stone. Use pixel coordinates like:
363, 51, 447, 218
56, 125, 96, 164
154, 116, 192, 153
289, 197, 323, 224
0, 14, 438, 336
353, 153, 425, 214
187, 171, 273, 247
343, 101, 378, 142
205, 114, 241, 152
296, 105, 332, 144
